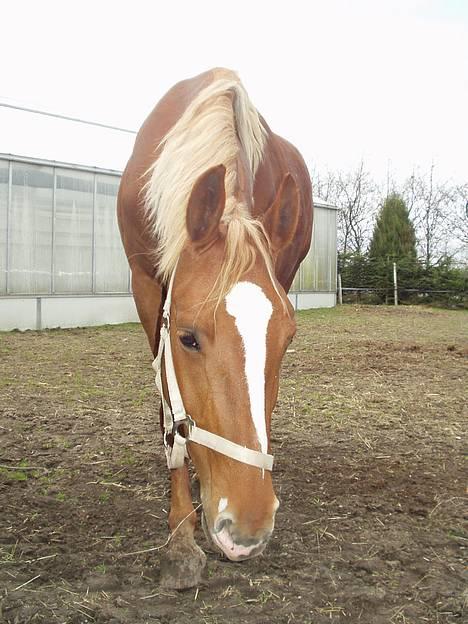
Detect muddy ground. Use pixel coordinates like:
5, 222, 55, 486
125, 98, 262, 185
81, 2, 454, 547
0, 305, 466, 624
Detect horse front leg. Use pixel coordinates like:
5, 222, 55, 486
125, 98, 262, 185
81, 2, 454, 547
159, 462, 206, 589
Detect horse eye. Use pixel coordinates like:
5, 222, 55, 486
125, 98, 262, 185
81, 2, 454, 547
179, 332, 200, 351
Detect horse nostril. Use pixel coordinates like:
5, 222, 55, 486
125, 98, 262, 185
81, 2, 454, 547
215, 515, 233, 534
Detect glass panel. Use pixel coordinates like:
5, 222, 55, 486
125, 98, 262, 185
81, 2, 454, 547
94, 175, 129, 292
300, 206, 337, 292
0, 161, 8, 294
316, 208, 329, 291
301, 242, 317, 290
328, 210, 337, 291
9, 162, 53, 294
289, 266, 301, 292
54, 169, 93, 293
302, 208, 321, 291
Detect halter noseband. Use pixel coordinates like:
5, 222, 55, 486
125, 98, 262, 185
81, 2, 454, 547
152, 266, 274, 472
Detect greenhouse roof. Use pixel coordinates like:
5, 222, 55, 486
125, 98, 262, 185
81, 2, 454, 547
0, 152, 338, 210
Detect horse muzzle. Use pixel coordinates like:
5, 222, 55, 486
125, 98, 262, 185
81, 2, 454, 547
209, 512, 274, 561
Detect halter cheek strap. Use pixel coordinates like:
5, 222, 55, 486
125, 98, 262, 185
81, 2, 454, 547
152, 266, 274, 472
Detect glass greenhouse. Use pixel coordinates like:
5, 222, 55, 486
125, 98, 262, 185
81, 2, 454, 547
0, 154, 337, 330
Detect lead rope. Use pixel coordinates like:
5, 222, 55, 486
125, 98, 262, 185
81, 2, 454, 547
152, 266, 274, 472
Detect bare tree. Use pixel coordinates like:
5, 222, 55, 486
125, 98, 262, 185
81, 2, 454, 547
401, 168, 419, 218
313, 162, 467, 265
312, 161, 379, 255
402, 164, 461, 266
445, 182, 468, 263
311, 168, 338, 205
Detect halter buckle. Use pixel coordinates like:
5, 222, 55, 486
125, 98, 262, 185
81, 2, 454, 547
172, 414, 194, 437
164, 415, 193, 470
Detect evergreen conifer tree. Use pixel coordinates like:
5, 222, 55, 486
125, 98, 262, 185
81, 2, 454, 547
368, 193, 418, 299
369, 193, 417, 260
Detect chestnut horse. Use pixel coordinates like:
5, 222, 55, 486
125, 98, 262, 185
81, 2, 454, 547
117, 68, 312, 588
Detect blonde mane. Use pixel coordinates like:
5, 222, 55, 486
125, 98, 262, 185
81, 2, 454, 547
144, 70, 275, 294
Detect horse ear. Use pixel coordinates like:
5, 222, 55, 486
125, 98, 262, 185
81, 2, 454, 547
262, 173, 300, 253
186, 165, 226, 247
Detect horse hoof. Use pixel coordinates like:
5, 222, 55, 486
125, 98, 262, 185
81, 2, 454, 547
160, 539, 207, 590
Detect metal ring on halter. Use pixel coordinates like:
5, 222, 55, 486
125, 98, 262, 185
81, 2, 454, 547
164, 415, 194, 448
172, 414, 194, 436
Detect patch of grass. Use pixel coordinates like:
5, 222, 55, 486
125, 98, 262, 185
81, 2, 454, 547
3, 469, 28, 481
130, 385, 155, 407
296, 307, 344, 321
39, 467, 65, 492
81, 386, 106, 399
0, 543, 18, 563
311, 496, 325, 507
0, 377, 17, 388
99, 491, 111, 504
120, 451, 137, 466
55, 436, 72, 449
0, 460, 40, 482
257, 589, 281, 604
447, 527, 467, 541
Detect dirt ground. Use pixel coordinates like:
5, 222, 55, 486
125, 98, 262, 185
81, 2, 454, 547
0, 305, 466, 624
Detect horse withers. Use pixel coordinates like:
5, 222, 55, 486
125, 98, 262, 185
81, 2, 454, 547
117, 68, 312, 588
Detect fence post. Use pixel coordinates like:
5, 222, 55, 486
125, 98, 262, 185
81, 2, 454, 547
337, 273, 343, 305
393, 262, 398, 306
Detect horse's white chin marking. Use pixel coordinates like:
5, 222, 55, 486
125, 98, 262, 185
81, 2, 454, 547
225, 281, 273, 455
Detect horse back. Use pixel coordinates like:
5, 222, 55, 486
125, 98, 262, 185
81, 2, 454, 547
117, 69, 312, 350
253, 128, 313, 291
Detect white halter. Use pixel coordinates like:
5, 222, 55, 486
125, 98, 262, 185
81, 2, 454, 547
152, 266, 274, 472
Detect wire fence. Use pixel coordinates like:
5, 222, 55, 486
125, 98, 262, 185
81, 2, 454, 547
339, 285, 467, 307
337, 254, 467, 308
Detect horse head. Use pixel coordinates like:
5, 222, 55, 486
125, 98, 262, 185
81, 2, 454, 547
162, 164, 300, 561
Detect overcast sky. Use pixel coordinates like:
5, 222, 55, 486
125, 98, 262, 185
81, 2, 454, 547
1, 0, 467, 186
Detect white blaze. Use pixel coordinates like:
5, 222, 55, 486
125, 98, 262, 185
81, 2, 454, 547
225, 281, 273, 454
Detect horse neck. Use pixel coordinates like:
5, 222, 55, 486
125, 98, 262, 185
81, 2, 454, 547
230, 152, 254, 213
